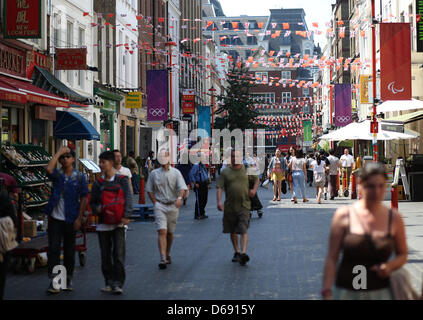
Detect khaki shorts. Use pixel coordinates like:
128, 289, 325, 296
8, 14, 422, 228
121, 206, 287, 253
154, 202, 179, 233
223, 211, 251, 234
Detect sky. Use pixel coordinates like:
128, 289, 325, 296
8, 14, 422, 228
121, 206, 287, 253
219, 0, 334, 47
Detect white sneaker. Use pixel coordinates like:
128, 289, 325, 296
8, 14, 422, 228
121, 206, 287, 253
101, 285, 113, 293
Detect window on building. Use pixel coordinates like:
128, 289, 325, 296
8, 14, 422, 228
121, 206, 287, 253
281, 71, 291, 79
305, 49, 311, 55
53, 14, 61, 79
302, 87, 309, 97
78, 27, 85, 89
247, 35, 257, 45
251, 93, 275, 104
255, 72, 268, 84
282, 92, 291, 104
66, 21, 74, 86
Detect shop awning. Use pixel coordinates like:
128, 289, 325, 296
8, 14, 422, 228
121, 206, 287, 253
32, 66, 94, 104
0, 75, 69, 108
377, 99, 423, 113
319, 120, 419, 141
54, 111, 100, 141
0, 81, 27, 104
382, 110, 423, 124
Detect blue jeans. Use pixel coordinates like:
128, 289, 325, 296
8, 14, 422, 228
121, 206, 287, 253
292, 171, 306, 199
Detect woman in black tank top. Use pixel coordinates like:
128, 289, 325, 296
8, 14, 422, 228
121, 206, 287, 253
321, 162, 408, 300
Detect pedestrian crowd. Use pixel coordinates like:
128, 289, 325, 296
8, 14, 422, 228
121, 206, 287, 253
0, 144, 419, 301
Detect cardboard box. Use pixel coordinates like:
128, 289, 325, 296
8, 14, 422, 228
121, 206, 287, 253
24, 220, 37, 238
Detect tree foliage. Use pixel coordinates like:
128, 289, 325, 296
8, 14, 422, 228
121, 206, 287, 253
215, 64, 262, 131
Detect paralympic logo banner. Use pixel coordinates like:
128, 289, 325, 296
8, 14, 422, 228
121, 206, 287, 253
380, 23, 412, 101
334, 84, 352, 127
197, 106, 211, 138
147, 70, 168, 121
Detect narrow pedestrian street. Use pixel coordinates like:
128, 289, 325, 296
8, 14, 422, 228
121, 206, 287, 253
4, 182, 422, 300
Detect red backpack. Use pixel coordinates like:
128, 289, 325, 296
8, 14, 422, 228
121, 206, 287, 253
97, 175, 126, 225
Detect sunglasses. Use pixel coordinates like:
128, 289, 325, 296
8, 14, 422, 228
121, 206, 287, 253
59, 154, 72, 160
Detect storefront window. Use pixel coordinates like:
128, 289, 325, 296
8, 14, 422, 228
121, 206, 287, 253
31, 118, 47, 149
126, 125, 135, 155
1, 108, 10, 143
100, 112, 112, 152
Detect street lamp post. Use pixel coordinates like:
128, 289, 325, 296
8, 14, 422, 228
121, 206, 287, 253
165, 41, 177, 165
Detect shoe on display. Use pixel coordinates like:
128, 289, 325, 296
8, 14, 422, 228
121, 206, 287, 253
239, 253, 250, 266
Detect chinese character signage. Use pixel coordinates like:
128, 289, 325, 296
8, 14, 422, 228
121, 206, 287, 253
182, 101, 195, 114
55, 48, 87, 70
3, 0, 42, 39
360, 75, 371, 104
125, 92, 142, 108
417, 0, 423, 52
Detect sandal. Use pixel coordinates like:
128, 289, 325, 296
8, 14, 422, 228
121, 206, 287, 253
303, 199, 309, 203
293, 199, 298, 204
272, 197, 277, 201
277, 198, 281, 201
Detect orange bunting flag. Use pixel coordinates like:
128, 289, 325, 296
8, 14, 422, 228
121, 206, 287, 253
232, 22, 239, 29
206, 21, 213, 28
283, 23, 290, 30
258, 22, 264, 29
312, 22, 319, 28
337, 21, 344, 26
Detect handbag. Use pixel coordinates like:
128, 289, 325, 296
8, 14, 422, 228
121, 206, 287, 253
262, 179, 270, 189
390, 267, 421, 300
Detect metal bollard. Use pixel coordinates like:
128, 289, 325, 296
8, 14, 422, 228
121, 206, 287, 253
391, 186, 399, 210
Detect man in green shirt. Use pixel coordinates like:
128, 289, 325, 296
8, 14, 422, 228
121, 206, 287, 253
217, 150, 259, 266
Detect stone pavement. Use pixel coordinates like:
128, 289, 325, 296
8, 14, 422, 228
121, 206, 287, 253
3, 181, 422, 300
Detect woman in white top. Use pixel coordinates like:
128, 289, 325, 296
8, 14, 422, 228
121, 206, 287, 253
288, 149, 309, 204
311, 152, 327, 204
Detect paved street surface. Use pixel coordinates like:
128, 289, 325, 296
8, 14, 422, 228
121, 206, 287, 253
4, 182, 423, 300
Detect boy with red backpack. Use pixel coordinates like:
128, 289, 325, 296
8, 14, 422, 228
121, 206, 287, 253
90, 151, 133, 295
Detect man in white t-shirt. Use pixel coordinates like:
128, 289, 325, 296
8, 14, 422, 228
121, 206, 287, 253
340, 149, 355, 190
113, 150, 133, 194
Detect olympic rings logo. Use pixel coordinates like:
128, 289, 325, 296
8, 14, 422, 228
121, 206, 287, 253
149, 108, 166, 117
336, 116, 351, 123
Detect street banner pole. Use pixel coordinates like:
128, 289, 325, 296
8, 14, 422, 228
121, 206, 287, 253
371, 0, 378, 161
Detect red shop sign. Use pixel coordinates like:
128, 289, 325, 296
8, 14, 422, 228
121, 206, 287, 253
3, 0, 42, 39
0, 42, 26, 77
55, 48, 87, 70
182, 102, 195, 114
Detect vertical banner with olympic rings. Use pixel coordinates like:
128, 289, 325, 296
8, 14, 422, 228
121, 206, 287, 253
334, 84, 352, 127
147, 70, 168, 121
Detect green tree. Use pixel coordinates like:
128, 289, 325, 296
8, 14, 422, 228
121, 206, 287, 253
215, 64, 261, 131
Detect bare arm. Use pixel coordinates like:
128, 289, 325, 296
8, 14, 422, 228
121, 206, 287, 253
372, 210, 408, 277
249, 176, 260, 198
217, 188, 224, 211
147, 192, 157, 204
46, 146, 69, 175
322, 206, 349, 299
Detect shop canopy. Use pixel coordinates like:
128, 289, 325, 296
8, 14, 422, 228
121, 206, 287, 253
382, 110, 423, 125
54, 111, 100, 141
0, 75, 69, 107
319, 120, 419, 141
377, 99, 423, 113
32, 66, 95, 105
